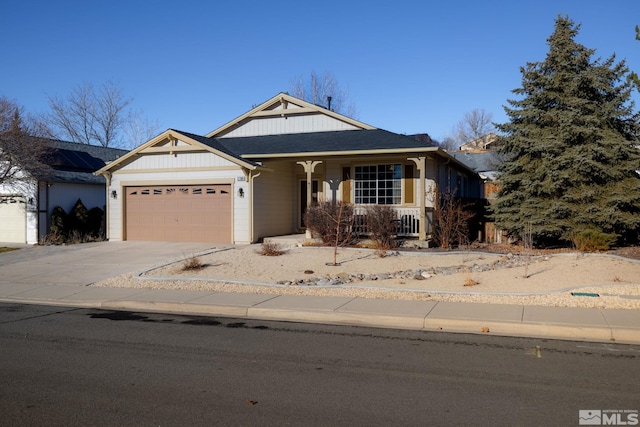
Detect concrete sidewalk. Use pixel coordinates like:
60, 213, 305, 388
0, 242, 639, 344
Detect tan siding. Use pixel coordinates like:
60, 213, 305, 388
252, 161, 295, 239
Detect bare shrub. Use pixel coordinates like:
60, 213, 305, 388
40, 230, 102, 245
304, 201, 356, 246
463, 268, 479, 286
375, 248, 388, 258
304, 201, 356, 265
433, 190, 475, 249
366, 205, 397, 250
182, 256, 203, 271
256, 242, 285, 256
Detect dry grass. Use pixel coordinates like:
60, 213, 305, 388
182, 256, 204, 271
375, 248, 388, 258
256, 242, 286, 256
463, 268, 479, 287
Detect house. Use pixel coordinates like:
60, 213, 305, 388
95, 93, 483, 244
0, 138, 127, 244
450, 149, 505, 243
460, 133, 499, 151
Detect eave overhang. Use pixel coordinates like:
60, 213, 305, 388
94, 129, 263, 176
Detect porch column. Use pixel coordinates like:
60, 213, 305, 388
297, 160, 322, 238
409, 156, 427, 240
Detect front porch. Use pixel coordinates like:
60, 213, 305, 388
353, 206, 432, 238
263, 206, 433, 247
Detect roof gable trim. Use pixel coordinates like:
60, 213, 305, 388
94, 129, 258, 175
206, 93, 375, 138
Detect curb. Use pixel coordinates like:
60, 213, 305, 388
3, 297, 638, 345
96, 299, 640, 345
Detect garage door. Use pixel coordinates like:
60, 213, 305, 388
125, 185, 232, 243
0, 196, 26, 243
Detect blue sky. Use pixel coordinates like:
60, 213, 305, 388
4, 1, 640, 144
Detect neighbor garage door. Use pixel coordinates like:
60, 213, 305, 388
0, 196, 26, 243
125, 185, 232, 243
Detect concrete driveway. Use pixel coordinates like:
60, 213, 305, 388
0, 241, 220, 286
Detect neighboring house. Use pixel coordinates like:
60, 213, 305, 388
96, 93, 483, 244
449, 149, 505, 243
0, 138, 127, 244
460, 133, 499, 151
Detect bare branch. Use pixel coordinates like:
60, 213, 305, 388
455, 109, 494, 144
289, 71, 358, 118
0, 98, 53, 190
46, 81, 133, 147
124, 109, 161, 149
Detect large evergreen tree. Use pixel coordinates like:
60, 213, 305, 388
493, 15, 640, 247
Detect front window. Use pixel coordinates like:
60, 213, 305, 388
354, 164, 401, 204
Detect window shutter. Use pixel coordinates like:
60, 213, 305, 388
342, 167, 351, 202
404, 164, 414, 204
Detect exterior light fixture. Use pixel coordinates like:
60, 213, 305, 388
238, 188, 244, 198
111, 190, 117, 199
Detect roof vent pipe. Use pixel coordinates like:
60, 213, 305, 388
327, 96, 332, 111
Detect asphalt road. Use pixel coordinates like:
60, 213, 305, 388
1, 303, 639, 426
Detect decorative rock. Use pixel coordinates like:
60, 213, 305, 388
278, 253, 550, 287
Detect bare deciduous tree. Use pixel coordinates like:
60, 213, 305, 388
436, 136, 459, 151
46, 81, 133, 148
433, 189, 476, 249
0, 97, 53, 190
289, 71, 358, 118
453, 109, 495, 145
124, 109, 161, 149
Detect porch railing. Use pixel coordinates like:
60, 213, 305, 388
353, 206, 431, 238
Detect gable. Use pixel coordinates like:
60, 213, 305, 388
206, 93, 375, 139
95, 129, 260, 175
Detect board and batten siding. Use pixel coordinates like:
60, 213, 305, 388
252, 161, 295, 240
121, 150, 237, 170
107, 150, 250, 243
218, 113, 361, 138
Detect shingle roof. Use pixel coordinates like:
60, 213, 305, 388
170, 130, 263, 168
449, 150, 503, 174
208, 129, 438, 158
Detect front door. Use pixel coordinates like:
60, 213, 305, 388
300, 180, 319, 228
